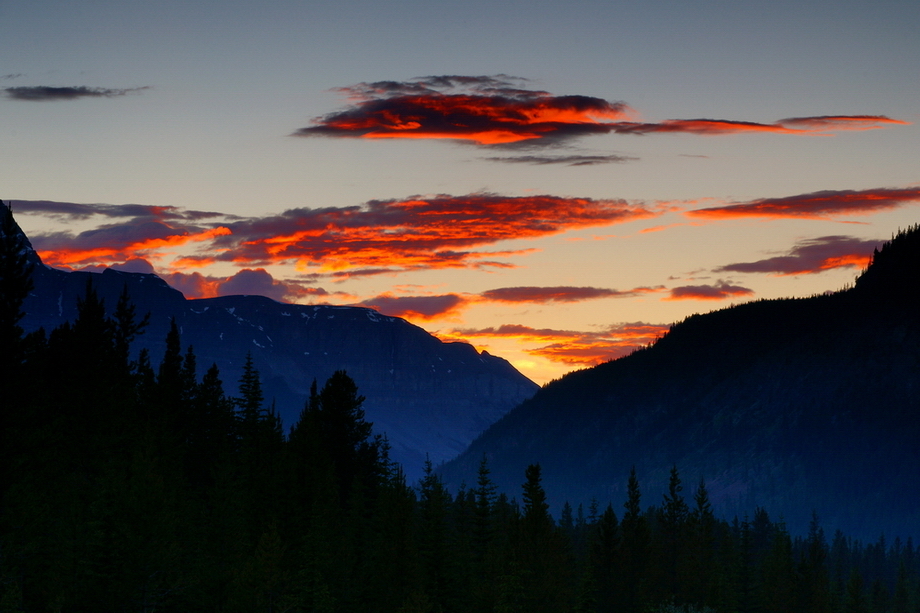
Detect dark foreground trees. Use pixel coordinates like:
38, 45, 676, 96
1, 259, 919, 611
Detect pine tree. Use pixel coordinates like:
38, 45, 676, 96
521, 464, 551, 532
311, 370, 381, 503
621, 467, 650, 612
660, 466, 689, 600
112, 284, 149, 376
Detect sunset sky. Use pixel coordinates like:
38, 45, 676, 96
2, 0, 918, 384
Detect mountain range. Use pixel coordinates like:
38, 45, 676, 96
441, 225, 920, 540
4, 206, 538, 479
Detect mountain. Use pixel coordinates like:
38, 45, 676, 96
3, 206, 538, 479
441, 225, 920, 540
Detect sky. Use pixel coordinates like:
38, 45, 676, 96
2, 0, 918, 385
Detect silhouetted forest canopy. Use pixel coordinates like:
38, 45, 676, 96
2, 205, 919, 612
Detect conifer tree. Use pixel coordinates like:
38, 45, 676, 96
621, 467, 650, 612
660, 466, 689, 600
522, 464, 551, 532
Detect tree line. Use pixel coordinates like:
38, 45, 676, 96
1, 206, 919, 612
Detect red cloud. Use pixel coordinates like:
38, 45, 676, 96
34, 224, 231, 268
665, 281, 754, 301
217, 194, 656, 275
480, 285, 663, 303
23, 195, 654, 278
687, 187, 920, 221
359, 293, 469, 320
715, 235, 879, 276
161, 271, 223, 299
293, 76, 907, 147
446, 322, 670, 366
295, 75, 631, 146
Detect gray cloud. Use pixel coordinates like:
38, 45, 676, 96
481, 154, 638, 166
3, 85, 150, 101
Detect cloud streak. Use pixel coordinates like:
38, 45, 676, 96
212, 193, 657, 275
480, 285, 663, 303
481, 154, 638, 166
665, 281, 754, 301
715, 235, 878, 275
359, 293, 469, 320
3, 85, 150, 101
688, 187, 920, 220
293, 76, 907, 148
446, 322, 670, 366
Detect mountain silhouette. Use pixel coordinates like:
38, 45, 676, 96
3, 205, 537, 479
441, 225, 920, 539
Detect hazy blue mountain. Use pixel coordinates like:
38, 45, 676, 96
6, 207, 538, 479
441, 226, 920, 540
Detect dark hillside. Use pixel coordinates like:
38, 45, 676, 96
441, 226, 920, 539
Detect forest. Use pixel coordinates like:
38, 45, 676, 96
2, 208, 920, 613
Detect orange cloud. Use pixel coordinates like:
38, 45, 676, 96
217, 194, 656, 275
23, 194, 651, 278
293, 76, 907, 147
687, 187, 920, 221
34, 225, 231, 268
446, 322, 670, 366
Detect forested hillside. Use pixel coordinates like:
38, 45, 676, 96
441, 225, 920, 540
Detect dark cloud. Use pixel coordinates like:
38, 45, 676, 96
481, 154, 638, 166
715, 235, 879, 275
1, 74, 24, 81
778, 115, 908, 131
293, 76, 907, 148
687, 187, 920, 220
665, 281, 754, 301
14, 199, 231, 223
109, 258, 156, 274
3, 85, 150, 101
359, 293, 468, 320
217, 268, 289, 302
480, 285, 662, 303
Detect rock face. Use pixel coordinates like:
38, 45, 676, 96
440, 226, 920, 540
7, 207, 538, 479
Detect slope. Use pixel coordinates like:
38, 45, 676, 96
441, 225, 920, 539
